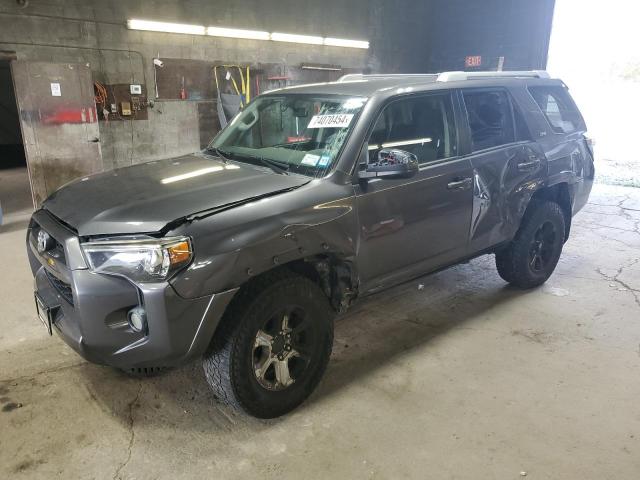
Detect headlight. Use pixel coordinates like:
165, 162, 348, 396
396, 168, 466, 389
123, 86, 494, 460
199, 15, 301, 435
81, 236, 193, 283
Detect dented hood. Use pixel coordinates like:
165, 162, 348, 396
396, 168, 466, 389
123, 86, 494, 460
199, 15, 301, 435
43, 153, 309, 236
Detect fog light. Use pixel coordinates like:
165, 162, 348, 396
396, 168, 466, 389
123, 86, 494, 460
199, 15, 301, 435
128, 307, 147, 333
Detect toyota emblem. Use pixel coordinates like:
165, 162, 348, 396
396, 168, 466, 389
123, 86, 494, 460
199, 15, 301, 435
37, 230, 53, 254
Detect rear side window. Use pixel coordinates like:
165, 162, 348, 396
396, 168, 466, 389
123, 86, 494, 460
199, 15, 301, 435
367, 93, 457, 165
528, 86, 582, 134
462, 90, 515, 151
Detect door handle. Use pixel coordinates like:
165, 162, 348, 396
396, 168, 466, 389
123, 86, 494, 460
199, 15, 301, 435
88, 137, 100, 143
517, 156, 540, 171
518, 157, 540, 172
447, 178, 473, 191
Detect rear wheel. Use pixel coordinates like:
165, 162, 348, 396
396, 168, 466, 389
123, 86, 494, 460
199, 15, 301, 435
495, 200, 566, 289
203, 271, 334, 418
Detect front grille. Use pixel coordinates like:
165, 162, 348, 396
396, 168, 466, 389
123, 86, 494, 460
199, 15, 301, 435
45, 269, 74, 305
31, 224, 67, 266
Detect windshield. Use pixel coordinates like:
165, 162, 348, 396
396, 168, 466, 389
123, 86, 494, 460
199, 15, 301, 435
208, 94, 367, 177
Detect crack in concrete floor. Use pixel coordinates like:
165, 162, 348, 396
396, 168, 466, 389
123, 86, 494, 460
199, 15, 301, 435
113, 382, 143, 480
596, 258, 640, 309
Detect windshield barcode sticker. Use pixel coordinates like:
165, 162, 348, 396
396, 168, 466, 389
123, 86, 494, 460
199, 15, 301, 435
301, 154, 320, 166
307, 114, 354, 129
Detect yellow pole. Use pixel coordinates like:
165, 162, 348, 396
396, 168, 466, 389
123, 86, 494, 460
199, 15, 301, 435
246, 65, 251, 103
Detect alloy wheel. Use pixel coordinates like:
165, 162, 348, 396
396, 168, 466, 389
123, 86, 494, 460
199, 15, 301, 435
529, 221, 557, 272
252, 306, 314, 391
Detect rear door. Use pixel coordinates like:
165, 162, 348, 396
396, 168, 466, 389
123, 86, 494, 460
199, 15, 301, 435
458, 87, 547, 254
11, 61, 102, 207
355, 91, 474, 292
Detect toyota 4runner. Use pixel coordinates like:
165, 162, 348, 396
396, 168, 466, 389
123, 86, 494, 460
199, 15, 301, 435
27, 71, 593, 418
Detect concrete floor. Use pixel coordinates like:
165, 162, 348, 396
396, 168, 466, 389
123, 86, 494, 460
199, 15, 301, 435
1, 183, 639, 479
0, 166, 33, 218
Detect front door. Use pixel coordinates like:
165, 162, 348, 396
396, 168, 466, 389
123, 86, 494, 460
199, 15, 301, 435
11, 61, 102, 207
355, 92, 473, 293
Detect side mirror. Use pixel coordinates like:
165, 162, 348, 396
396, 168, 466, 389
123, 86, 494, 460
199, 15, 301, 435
360, 148, 419, 180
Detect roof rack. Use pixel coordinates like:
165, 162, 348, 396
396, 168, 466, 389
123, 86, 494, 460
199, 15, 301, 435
337, 73, 438, 82
436, 70, 550, 82
338, 71, 550, 84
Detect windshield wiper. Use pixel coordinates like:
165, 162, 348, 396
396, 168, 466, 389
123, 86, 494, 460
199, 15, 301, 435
257, 157, 290, 175
207, 149, 291, 175
223, 152, 290, 175
207, 146, 230, 164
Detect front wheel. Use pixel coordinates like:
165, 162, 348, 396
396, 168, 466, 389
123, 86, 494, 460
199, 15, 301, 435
495, 200, 566, 289
203, 271, 334, 418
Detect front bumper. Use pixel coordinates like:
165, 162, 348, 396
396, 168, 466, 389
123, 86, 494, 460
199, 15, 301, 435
27, 209, 237, 369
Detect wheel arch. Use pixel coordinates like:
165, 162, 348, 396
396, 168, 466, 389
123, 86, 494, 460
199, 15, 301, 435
238, 254, 359, 314
529, 182, 573, 241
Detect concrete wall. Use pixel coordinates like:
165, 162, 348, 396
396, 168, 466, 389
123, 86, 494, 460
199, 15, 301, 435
0, 0, 553, 171
425, 0, 555, 72
0, 0, 434, 170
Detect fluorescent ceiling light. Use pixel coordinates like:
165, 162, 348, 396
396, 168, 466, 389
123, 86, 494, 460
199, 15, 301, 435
207, 26, 270, 40
324, 37, 369, 49
127, 19, 205, 35
126, 19, 369, 48
271, 32, 324, 45
301, 64, 342, 71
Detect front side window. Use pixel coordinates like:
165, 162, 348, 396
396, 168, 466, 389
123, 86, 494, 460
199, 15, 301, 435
367, 93, 457, 165
463, 90, 515, 151
529, 86, 582, 134
209, 95, 366, 177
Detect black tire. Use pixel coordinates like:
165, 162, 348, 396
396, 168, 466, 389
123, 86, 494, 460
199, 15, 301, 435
495, 200, 566, 289
202, 270, 334, 418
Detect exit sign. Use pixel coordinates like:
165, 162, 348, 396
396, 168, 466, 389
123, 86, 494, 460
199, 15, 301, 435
465, 55, 482, 68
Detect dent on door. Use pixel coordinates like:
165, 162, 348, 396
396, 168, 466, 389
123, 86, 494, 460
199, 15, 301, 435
470, 169, 491, 239
468, 144, 547, 250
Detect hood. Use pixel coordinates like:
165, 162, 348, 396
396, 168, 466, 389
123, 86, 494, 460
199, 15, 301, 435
43, 153, 310, 236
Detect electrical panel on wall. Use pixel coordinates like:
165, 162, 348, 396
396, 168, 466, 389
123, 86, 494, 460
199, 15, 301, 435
94, 82, 149, 121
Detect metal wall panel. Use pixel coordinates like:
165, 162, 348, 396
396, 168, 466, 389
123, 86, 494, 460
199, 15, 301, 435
11, 61, 103, 207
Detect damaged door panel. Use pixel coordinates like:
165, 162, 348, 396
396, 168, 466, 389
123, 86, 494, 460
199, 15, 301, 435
459, 88, 548, 254
466, 143, 548, 253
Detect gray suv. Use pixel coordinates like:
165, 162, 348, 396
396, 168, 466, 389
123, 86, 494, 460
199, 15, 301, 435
27, 71, 593, 418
